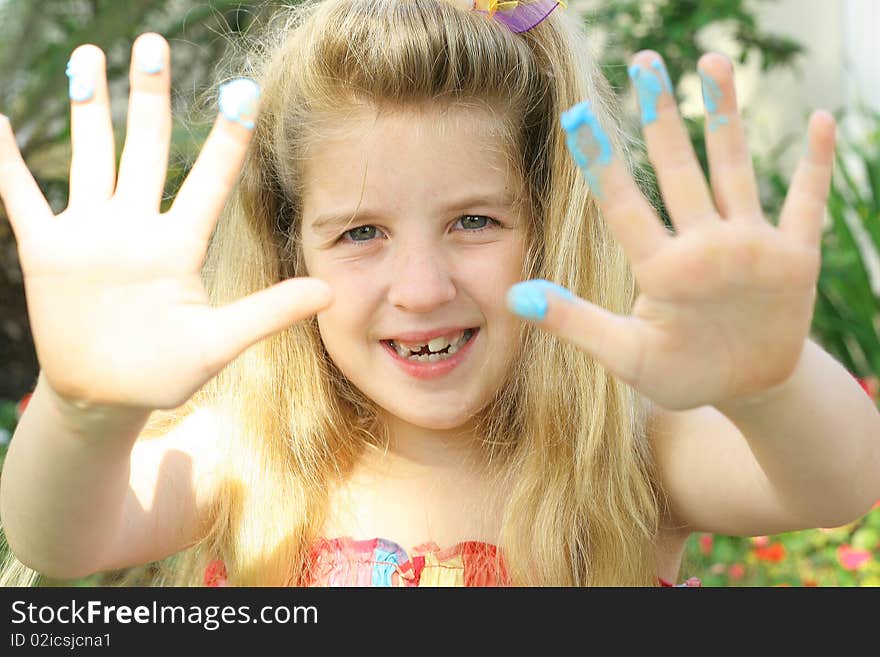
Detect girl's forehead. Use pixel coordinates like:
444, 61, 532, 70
301, 105, 516, 185
320, 102, 508, 144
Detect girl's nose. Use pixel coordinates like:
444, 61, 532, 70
386, 248, 456, 311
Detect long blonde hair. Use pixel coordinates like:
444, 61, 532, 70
2, 0, 664, 587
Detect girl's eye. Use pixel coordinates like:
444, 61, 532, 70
339, 215, 499, 245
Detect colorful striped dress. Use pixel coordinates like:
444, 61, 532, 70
203, 536, 701, 587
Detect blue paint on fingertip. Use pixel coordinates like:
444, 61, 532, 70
137, 39, 164, 74
218, 78, 260, 130
651, 59, 674, 95
65, 57, 94, 102
698, 70, 729, 132
560, 101, 613, 197
507, 279, 575, 322
628, 64, 664, 125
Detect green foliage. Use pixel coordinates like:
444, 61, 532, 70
585, 0, 804, 222
587, 0, 803, 95
759, 110, 880, 378
815, 113, 880, 377
0, 0, 278, 216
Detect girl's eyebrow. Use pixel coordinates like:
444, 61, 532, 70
309, 192, 515, 234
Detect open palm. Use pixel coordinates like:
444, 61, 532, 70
0, 35, 332, 411
518, 52, 834, 411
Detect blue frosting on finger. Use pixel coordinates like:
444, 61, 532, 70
560, 101, 612, 198
65, 57, 94, 102
218, 78, 261, 130
698, 70, 730, 132
628, 60, 674, 126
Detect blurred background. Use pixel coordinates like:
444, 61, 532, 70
0, 0, 878, 586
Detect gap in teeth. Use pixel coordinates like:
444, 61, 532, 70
391, 329, 473, 360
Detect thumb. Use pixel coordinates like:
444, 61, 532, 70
506, 279, 645, 385
205, 276, 333, 365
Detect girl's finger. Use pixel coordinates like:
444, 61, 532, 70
169, 78, 260, 247
0, 115, 53, 241
697, 53, 762, 221
202, 277, 333, 373
778, 111, 836, 247
506, 280, 646, 387
628, 51, 717, 233
560, 101, 670, 265
66, 45, 115, 208
114, 33, 171, 210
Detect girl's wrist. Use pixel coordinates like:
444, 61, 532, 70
711, 340, 811, 422
34, 370, 152, 444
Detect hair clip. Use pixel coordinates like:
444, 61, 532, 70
450, 0, 567, 33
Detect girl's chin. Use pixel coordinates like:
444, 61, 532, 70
376, 404, 479, 431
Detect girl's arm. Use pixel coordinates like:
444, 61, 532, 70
650, 338, 880, 536
1, 371, 219, 578
0, 33, 330, 578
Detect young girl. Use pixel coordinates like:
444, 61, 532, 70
1, 0, 878, 587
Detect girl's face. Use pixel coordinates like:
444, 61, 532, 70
301, 107, 528, 431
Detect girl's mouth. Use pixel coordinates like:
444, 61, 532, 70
380, 328, 479, 379
385, 328, 475, 361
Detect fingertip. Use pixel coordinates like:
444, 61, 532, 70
218, 78, 261, 132
809, 110, 836, 136
632, 49, 661, 66
807, 110, 836, 161
67, 44, 106, 104
132, 32, 170, 76
301, 277, 334, 307
0, 113, 20, 153
69, 43, 105, 62
506, 279, 575, 322
134, 31, 168, 46
697, 52, 733, 76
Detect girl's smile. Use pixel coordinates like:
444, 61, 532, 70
380, 327, 480, 379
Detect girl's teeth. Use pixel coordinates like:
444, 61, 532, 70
390, 329, 472, 360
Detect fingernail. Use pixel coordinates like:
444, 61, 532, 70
218, 78, 260, 130
698, 70, 729, 132
65, 55, 94, 102
560, 101, 612, 198
137, 39, 164, 74
507, 279, 574, 321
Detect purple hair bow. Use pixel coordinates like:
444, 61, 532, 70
456, 1, 567, 33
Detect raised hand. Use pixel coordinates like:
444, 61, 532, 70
507, 51, 835, 412
0, 34, 332, 411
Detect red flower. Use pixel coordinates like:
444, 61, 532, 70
855, 376, 879, 400
699, 534, 713, 555
204, 560, 228, 587
728, 563, 745, 580
753, 542, 786, 563
16, 392, 32, 420
802, 578, 818, 587
751, 535, 770, 547
837, 544, 872, 571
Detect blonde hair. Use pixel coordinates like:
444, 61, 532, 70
3, 0, 665, 586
